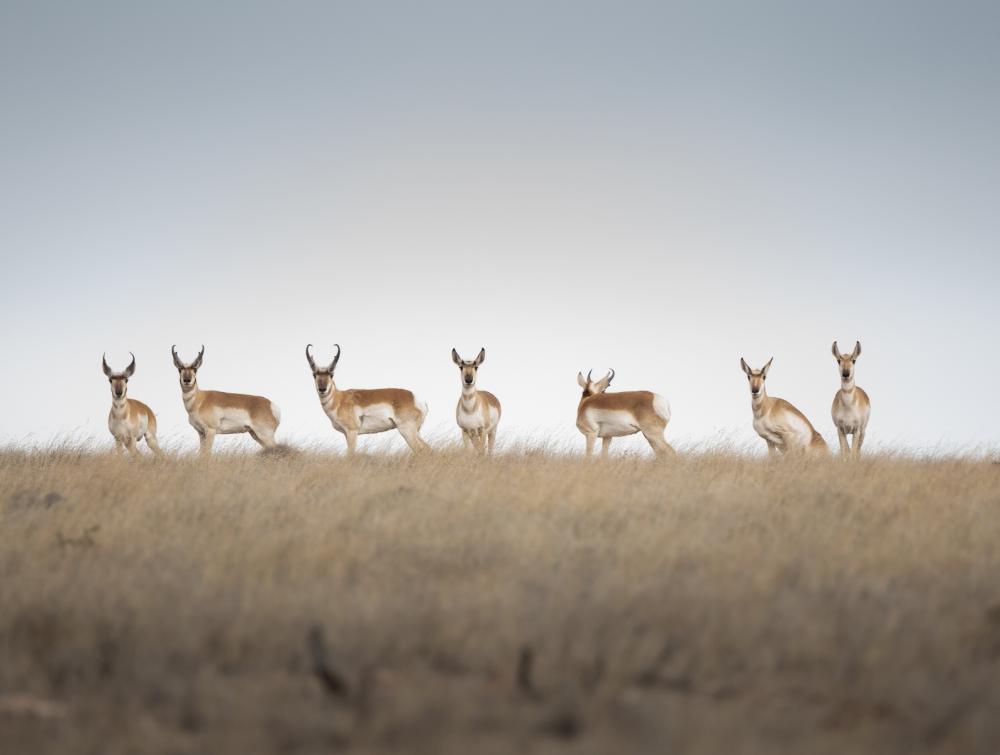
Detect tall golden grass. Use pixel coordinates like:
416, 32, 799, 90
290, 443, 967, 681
2, 448, 999, 753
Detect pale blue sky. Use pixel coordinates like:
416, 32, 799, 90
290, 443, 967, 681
2, 1, 998, 453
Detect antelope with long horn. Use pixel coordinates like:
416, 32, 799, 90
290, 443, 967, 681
451, 347, 501, 454
102, 353, 162, 457
172, 345, 281, 454
831, 341, 870, 457
740, 357, 827, 456
576, 369, 674, 457
306, 344, 430, 454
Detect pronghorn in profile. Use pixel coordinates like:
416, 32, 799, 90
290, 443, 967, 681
740, 357, 827, 456
306, 344, 430, 455
576, 369, 674, 457
451, 348, 501, 454
172, 345, 281, 454
831, 341, 870, 457
102, 353, 162, 457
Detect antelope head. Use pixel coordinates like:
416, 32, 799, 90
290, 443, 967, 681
102, 353, 136, 400
577, 368, 615, 398
452, 348, 485, 388
306, 344, 340, 399
172, 345, 204, 391
740, 357, 772, 401
832, 341, 861, 382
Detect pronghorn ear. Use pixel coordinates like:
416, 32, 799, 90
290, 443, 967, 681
740, 358, 751, 376
762, 357, 773, 377
852, 341, 861, 360
577, 371, 588, 389
475, 348, 485, 366
832, 341, 842, 360
451, 348, 461, 366
123, 352, 136, 378
102, 353, 113, 377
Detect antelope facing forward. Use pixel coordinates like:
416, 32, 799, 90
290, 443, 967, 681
172, 345, 281, 454
831, 341, 870, 457
102, 353, 162, 456
740, 357, 826, 456
576, 369, 674, 457
306, 344, 429, 454
451, 348, 501, 454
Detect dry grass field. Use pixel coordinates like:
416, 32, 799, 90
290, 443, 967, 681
2, 447, 1000, 754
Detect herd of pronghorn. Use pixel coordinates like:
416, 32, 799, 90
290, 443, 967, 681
101, 341, 871, 459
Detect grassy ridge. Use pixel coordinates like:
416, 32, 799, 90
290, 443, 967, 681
2, 450, 999, 754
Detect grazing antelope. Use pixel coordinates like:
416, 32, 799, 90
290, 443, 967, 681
576, 369, 674, 457
831, 341, 870, 457
306, 344, 430, 454
451, 348, 501, 454
102, 353, 162, 457
740, 357, 827, 456
172, 345, 281, 454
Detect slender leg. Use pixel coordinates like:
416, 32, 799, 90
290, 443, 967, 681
114, 439, 125, 456
199, 429, 216, 456
584, 432, 596, 457
253, 426, 278, 450
601, 437, 612, 457
145, 432, 163, 457
853, 428, 865, 457
837, 428, 849, 457
462, 430, 473, 450
398, 424, 427, 453
766, 440, 779, 458
125, 438, 141, 458
487, 429, 497, 455
470, 429, 486, 454
343, 429, 358, 456
642, 431, 675, 457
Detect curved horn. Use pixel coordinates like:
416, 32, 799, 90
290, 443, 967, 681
123, 352, 136, 377
172, 344, 184, 370
102, 353, 113, 377
306, 344, 317, 371
606, 368, 615, 385
587, 369, 594, 384
330, 344, 341, 372
191, 345, 204, 370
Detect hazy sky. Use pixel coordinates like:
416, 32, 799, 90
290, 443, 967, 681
2, 1, 998, 454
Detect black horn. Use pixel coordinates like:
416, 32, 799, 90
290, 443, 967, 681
306, 344, 317, 371
330, 344, 341, 372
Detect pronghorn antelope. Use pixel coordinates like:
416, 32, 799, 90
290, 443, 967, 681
451, 348, 501, 454
831, 341, 870, 457
740, 357, 827, 456
102, 353, 162, 456
172, 345, 281, 454
306, 344, 429, 454
576, 369, 674, 457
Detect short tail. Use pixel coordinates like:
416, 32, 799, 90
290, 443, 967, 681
270, 401, 282, 425
415, 397, 429, 428
652, 393, 671, 424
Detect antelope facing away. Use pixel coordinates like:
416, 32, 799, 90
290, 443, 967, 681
831, 341, 870, 457
172, 345, 281, 454
306, 344, 430, 454
102, 353, 162, 457
740, 357, 827, 456
576, 369, 674, 457
451, 348, 501, 454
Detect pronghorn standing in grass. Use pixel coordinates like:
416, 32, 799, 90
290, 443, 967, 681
740, 357, 827, 456
451, 348, 501, 454
172, 345, 281, 454
831, 341, 870, 457
306, 344, 430, 455
102, 353, 162, 457
576, 369, 674, 457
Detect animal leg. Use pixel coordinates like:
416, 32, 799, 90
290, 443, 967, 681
837, 428, 849, 457
145, 432, 163, 457
343, 429, 358, 456
199, 429, 216, 456
487, 428, 497, 455
601, 437, 612, 457
114, 439, 125, 456
853, 428, 865, 457
766, 440, 779, 458
583, 432, 596, 457
398, 424, 426, 453
642, 430, 675, 457
462, 430, 474, 450
125, 438, 141, 458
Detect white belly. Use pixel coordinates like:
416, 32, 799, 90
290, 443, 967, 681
215, 408, 253, 434
583, 408, 640, 438
754, 414, 812, 448
108, 414, 145, 442
833, 402, 868, 434
456, 401, 499, 432
356, 403, 397, 435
